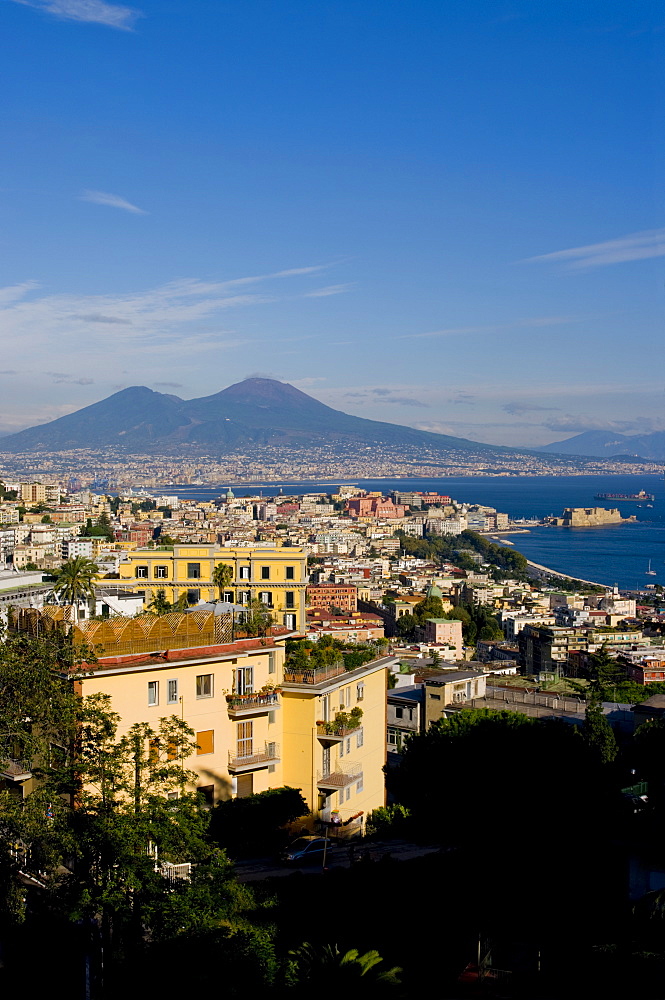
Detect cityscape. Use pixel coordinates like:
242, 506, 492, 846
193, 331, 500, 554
2, 0, 664, 996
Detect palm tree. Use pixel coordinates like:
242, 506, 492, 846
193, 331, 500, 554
212, 562, 234, 601
289, 943, 402, 993
52, 556, 99, 620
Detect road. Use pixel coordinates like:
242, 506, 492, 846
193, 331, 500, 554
233, 839, 441, 881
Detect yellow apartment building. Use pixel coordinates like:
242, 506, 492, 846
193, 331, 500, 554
7, 608, 389, 831
79, 636, 286, 803
281, 657, 388, 826
118, 544, 307, 633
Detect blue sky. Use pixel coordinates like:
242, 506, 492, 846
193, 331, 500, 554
1, 0, 664, 445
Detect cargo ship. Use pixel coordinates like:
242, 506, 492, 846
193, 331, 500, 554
593, 490, 655, 501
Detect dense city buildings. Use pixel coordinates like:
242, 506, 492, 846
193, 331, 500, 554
2, 469, 665, 819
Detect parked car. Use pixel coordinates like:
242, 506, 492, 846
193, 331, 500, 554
280, 835, 337, 865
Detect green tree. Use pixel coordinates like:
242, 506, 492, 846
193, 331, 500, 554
41, 513, 52, 523
395, 613, 416, 638
209, 786, 308, 857
52, 556, 99, 618
389, 708, 618, 850
413, 595, 444, 625
147, 588, 173, 614
240, 599, 274, 636
587, 644, 627, 700
582, 703, 618, 766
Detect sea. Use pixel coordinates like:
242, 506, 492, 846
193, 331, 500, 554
153, 473, 665, 592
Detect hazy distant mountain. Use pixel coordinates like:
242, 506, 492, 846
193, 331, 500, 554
538, 429, 665, 461
0, 378, 505, 455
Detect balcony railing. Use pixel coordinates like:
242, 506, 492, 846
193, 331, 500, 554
283, 663, 347, 685
226, 691, 280, 716
317, 762, 362, 790
1, 758, 33, 781
316, 721, 361, 741
228, 742, 280, 772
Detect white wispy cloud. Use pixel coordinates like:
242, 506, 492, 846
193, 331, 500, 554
541, 413, 665, 434
304, 284, 352, 298
398, 315, 573, 340
81, 189, 147, 214
290, 377, 327, 388
9, 0, 141, 30
0, 267, 330, 373
525, 228, 665, 269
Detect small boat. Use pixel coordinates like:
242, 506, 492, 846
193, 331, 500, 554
646, 560, 657, 576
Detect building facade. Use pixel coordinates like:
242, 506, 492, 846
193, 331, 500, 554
118, 544, 307, 633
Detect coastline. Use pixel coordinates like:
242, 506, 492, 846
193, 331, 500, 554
524, 558, 606, 589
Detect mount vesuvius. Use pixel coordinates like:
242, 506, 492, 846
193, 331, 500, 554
0, 378, 503, 455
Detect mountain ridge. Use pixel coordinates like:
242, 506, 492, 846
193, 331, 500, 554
0, 378, 505, 455
537, 429, 665, 461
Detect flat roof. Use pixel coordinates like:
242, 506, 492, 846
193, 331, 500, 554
425, 670, 484, 686
82, 633, 291, 674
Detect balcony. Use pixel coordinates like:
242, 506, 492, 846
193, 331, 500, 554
226, 691, 280, 718
1, 758, 33, 782
283, 663, 347, 686
317, 762, 362, 790
228, 742, 280, 773
316, 721, 361, 743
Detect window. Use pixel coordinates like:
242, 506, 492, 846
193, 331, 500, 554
321, 694, 330, 723
167, 679, 178, 704
395, 707, 403, 719
284, 613, 296, 630
429, 693, 441, 700
223, 590, 233, 602
345, 737, 351, 754
237, 721, 253, 759
234, 666, 253, 696
261, 566, 270, 580
236, 774, 253, 798
339, 738, 344, 757
268, 652, 276, 674
147, 680, 159, 706
259, 591, 272, 607
356, 728, 364, 748
239, 590, 251, 604
155, 565, 168, 579
196, 673, 213, 698
136, 565, 148, 579
345, 786, 351, 802
340, 687, 350, 709
285, 591, 295, 608
197, 784, 214, 806
187, 562, 201, 579
196, 730, 214, 755
239, 566, 250, 580
167, 791, 178, 801
285, 566, 295, 580
356, 776, 363, 793
356, 682, 364, 702
322, 745, 331, 774
186, 588, 200, 604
